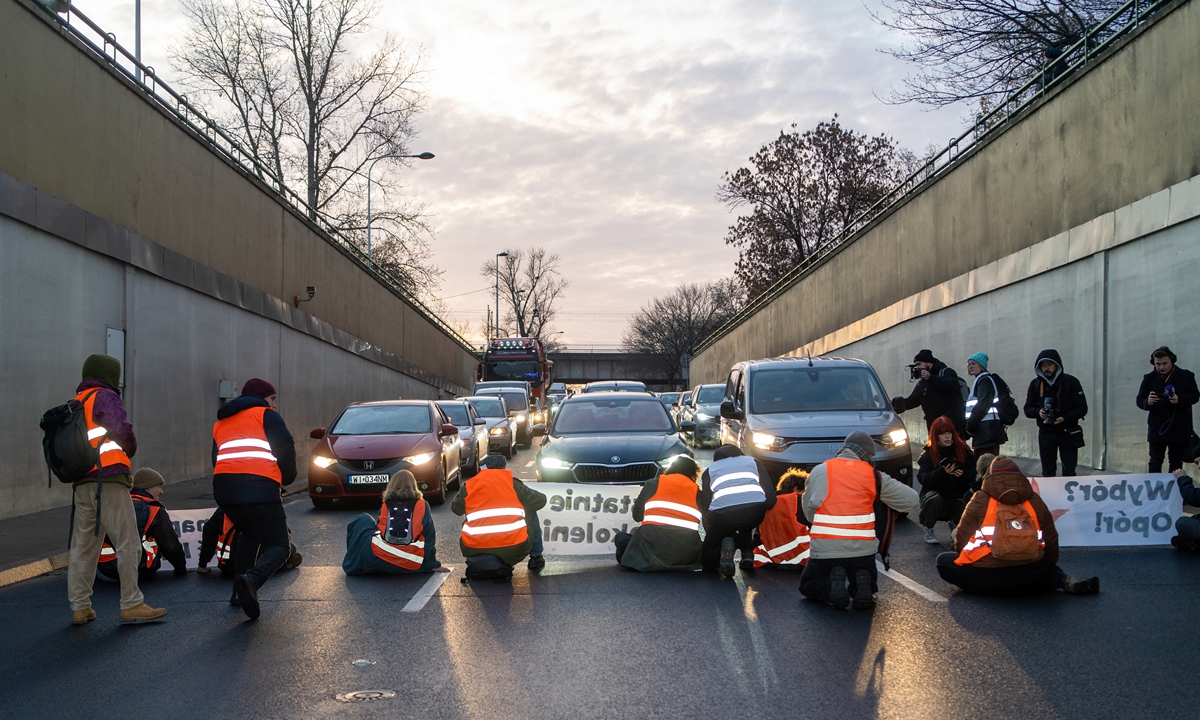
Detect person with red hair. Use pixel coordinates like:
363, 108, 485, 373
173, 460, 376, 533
916, 415, 976, 545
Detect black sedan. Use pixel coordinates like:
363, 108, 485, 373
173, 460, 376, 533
536, 392, 694, 484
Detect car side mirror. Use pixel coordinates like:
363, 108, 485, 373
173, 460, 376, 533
310, 428, 326, 439
474, 417, 487, 426
720, 401, 743, 420
540, 436, 549, 447
679, 420, 697, 431
440, 423, 459, 437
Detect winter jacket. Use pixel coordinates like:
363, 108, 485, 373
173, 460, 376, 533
965, 372, 1009, 449
1175, 473, 1200, 507
98, 489, 186, 578
451, 474, 547, 567
618, 476, 703, 572
342, 503, 441, 575
801, 449, 918, 560
1023, 349, 1088, 437
954, 467, 1059, 567
212, 395, 297, 506
916, 445, 976, 499
697, 458, 777, 514
73, 380, 136, 485
1136, 367, 1199, 444
901, 359, 968, 436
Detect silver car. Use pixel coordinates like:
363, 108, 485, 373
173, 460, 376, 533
436, 399, 489, 477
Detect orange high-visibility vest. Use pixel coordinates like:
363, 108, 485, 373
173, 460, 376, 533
98, 501, 161, 569
641, 473, 702, 532
371, 500, 428, 570
213, 407, 283, 483
809, 458, 876, 541
753, 492, 810, 567
215, 515, 237, 567
954, 497, 1044, 565
460, 469, 529, 549
77, 389, 131, 473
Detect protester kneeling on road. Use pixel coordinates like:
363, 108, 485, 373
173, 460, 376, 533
751, 468, 810, 569
343, 470, 447, 575
894, 349, 968, 438
198, 509, 303, 577
936, 456, 1098, 596
613, 456, 703, 572
97, 468, 186, 581
964, 352, 1009, 457
1169, 460, 1200, 551
453, 454, 548, 573
916, 416, 976, 545
1023, 349, 1088, 477
698, 445, 777, 577
800, 432, 918, 609
1136, 346, 1199, 473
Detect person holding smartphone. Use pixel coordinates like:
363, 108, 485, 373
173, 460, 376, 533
916, 416, 976, 545
1137, 346, 1198, 473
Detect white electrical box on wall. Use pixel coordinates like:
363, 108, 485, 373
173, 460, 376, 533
106, 328, 125, 388
219, 380, 236, 400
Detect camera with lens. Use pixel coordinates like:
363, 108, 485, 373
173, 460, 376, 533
906, 364, 922, 381
1041, 397, 1058, 426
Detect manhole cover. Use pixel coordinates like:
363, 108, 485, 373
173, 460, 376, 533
335, 690, 395, 703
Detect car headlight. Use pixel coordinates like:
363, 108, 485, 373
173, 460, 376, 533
752, 432, 784, 450
880, 428, 908, 449
657, 453, 689, 469
403, 452, 436, 466
540, 456, 572, 470
311, 455, 337, 468
490, 427, 508, 436
695, 412, 713, 420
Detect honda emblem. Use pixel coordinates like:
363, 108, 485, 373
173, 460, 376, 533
363, 460, 375, 470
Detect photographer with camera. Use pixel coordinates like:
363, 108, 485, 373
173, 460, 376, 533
893, 349, 968, 438
1136, 346, 1198, 473
1023, 349, 1088, 477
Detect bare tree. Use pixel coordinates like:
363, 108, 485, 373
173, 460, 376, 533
171, 0, 440, 296
479, 248, 570, 342
872, 0, 1124, 107
717, 116, 905, 299
622, 280, 744, 388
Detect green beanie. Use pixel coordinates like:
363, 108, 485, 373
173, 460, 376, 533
82, 354, 121, 389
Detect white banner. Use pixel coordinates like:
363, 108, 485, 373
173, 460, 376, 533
1030, 474, 1181, 546
535, 483, 643, 555
165, 508, 216, 570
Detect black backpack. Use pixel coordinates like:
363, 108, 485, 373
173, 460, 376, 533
464, 554, 513, 583
383, 499, 418, 544
39, 389, 101, 487
989, 374, 1020, 426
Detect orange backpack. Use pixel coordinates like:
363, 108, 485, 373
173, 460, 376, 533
989, 501, 1044, 562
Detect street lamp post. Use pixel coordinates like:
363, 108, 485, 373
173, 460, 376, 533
366, 151, 435, 268
494, 251, 508, 339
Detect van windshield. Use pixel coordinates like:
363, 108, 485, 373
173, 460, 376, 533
749, 368, 888, 414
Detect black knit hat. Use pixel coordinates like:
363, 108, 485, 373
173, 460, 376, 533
913, 349, 936, 364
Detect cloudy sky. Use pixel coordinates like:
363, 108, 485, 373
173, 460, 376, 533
72, 0, 967, 347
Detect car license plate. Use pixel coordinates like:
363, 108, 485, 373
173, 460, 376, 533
348, 474, 389, 484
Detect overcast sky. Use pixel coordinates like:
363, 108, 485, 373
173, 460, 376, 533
73, 0, 967, 348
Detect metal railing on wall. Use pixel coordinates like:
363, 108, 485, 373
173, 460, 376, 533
693, 0, 1173, 356
24, 0, 478, 356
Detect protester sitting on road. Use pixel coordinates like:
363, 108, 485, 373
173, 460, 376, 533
751, 468, 810, 569
936, 456, 1099, 596
198, 509, 303, 577
452, 454, 548, 572
1136, 346, 1199, 473
894, 349, 968, 437
343, 470, 448, 575
1023, 349, 1088, 477
964, 352, 1008, 457
916, 416, 976, 545
800, 431, 918, 609
1170, 461, 1200, 551
613, 457, 703, 572
97, 468, 186, 581
698, 445, 777, 577
973, 452, 996, 493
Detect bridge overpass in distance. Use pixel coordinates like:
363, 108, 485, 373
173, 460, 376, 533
549, 349, 678, 391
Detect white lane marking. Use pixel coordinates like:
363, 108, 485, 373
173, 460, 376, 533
525, 461, 535, 467
401, 568, 453, 612
876, 560, 947, 603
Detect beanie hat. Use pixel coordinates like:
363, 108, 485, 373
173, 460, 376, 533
241, 378, 277, 399
841, 430, 878, 463
913, 349, 936, 364
133, 467, 165, 490
481, 453, 508, 470
712, 444, 744, 461
989, 456, 1020, 476
82, 354, 121, 389
968, 352, 989, 370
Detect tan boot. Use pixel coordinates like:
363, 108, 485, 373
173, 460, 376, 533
120, 603, 168, 624
71, 608, 96, 626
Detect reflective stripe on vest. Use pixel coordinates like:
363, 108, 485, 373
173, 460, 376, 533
753, 492, 811, 567
372, 500, 428, 570
965, 375, 1001, 422
76, 389, 131, 473
213, 406, 283, 483
809, 458, 876, 540
954, 497, 1044, 565
641, 473, 702, 532
707, 456, 767, 511
460, 469, 529, 548
98, 501, 161, 569
216, 516, 237, 564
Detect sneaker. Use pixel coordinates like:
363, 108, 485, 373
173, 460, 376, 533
71, 608, 96, 626
283, 550, 304, 571
527, 555, 546, 572
1063, 576, 1100, 595
229, 589, 241, 606
719, 537, 736, 578
852, 569, 875, 609
828, 566, 850, 609
120, 603, 167, 624
233, 575, 260, 620
924, 527, 939, 544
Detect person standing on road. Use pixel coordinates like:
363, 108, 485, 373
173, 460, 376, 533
936, 456, 1099, 596
800, 431, 918, 609
698, 445, 777, 577
916, 416, 975, 546
894, 349, 968, 438
964, 352, 1008, 457
66, 354, 168, 626
452, 454, 547, 572
1136, 346, 1198, 473
96, 468, 187, 581
613, 456, 703, 572
1023, 349, 1088, 477
343, 470, 448, 575
752, 468, 811, 569
212, 378, 297, 620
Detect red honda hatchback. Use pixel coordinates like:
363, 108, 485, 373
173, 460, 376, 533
307, 400, 462, 509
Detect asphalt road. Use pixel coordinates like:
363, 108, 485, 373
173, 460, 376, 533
1, 443, 1198, 719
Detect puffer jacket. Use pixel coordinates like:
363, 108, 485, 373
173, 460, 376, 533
954, 468, 1059, 567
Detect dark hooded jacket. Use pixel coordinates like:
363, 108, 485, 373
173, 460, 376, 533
916, 444, 976, 499
212, 394, 297, 506
1023, 349, 1087, 437
965, 372, 1010, 449
1136, 366, 1198, 444
618, 475, 703, 572
901, 358, 968, 437
954, 468, 1059, 567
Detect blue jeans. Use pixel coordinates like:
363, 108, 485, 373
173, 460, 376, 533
529, 511, 544, 556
